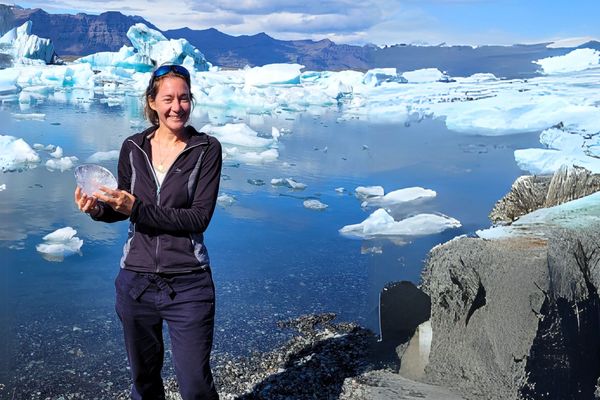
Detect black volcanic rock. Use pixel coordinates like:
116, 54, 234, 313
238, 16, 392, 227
0, 4, 158, 56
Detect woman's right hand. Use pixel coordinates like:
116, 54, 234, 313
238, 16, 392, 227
74, 186, 99, 214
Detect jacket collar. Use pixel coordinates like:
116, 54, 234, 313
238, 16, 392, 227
132, 125, 209, 148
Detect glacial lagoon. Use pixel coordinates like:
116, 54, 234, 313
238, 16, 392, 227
0, 92, 542, 396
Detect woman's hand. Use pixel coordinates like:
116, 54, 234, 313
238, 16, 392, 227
74, 186, 99, 214
93, 186, 136, 216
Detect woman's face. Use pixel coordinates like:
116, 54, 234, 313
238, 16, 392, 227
149, 75, 191, 133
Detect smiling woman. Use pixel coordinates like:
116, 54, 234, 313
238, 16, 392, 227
73, 64, 223, 400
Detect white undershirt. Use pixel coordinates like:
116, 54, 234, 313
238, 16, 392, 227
154, 167, 166, 187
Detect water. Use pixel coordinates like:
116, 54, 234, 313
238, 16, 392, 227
0, 95, 541, 396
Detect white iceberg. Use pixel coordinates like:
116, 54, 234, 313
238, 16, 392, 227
534, 48, 600, 75
361, 187, 436, 208
201, 123, 275, 148
49, 145, 63, 158
355, 186, 385, 199
271, 178, 307, 190
402, 68, 445, 83
86, 150, 120, 163
36, 227, 83, 262
244, 64, 303, 86
223, 147, 278, 164
339, 208, 461, 239
303, 199, 328, 210
11, 112, 46, 120
363, 68, 407, 86
46, 156, 78, 171
217, 193, 236, 206
0, 134, 40, 171
0, 183, 6, 191
0, 21, 59, 65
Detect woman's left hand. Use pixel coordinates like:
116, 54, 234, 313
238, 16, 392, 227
93, 186, 136, 216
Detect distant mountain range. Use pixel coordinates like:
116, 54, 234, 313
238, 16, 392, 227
1, 4, 599, 78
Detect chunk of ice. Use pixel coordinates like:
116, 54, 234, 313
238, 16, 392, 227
271, 178, 307, 190
0, 183, 6, 191
74, 164, 117, 196
534, 48, 600, 75
361, 187, 436, 207
36, 226, 83, 262
49, 145, 63, 158
217, 193, 236, 206
339, 208, 461, 239
86, 150, 120, 163
0, 134, 40, 171
355, 186, 385, 199
303, 199, 328, 210
46, 156, 78, 171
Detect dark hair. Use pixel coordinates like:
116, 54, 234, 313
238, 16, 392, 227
143, 66, 194, 126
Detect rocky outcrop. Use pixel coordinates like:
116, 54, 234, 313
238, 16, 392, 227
420, 226, 600, 400
490, 165, 600, 224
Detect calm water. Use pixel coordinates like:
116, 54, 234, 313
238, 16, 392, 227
0, 93, 541, 397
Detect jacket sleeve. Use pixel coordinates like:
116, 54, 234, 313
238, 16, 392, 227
129, 138, 222, 233
90, 140, 132, 223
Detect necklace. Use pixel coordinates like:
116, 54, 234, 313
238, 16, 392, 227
155, 138, 176, 173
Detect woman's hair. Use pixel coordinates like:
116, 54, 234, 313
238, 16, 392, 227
143, 65, 194, 126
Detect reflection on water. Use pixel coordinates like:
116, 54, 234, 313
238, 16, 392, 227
0, 95, 541, 396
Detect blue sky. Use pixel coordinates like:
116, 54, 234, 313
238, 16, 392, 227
12, 0, 600, 46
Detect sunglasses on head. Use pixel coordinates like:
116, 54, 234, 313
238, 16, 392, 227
152, 64, 190, 80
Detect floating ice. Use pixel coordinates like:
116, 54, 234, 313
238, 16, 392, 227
335, 187, 346, 193
74, 164, 118, 196
11, 113, 46, 120
126, 24, 210, 71
244, 64, 303, 86
361, 187, 436, 208
402, 68, 445, 83
49, 145, 63, 158
303, 199, 328, 210
217, 193, 236, 206
36, 226, 83, 262
363, 68, 407, 86
355, 186, 385, 200
46, 156, 78, 171
271, 178, 307, 190
86, 150, 120, 163
534, 48, 600, 75
0, 21, 59, 65
201, 123, 275, 148
223, 147, 278, 164
0, 134, 40, 171
0, 183, 5, 191
339, 208, 461, 239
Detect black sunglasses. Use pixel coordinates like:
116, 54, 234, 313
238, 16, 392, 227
152, 64, 190, 80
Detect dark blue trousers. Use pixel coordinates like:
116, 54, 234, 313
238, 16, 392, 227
115, 268, 219, 400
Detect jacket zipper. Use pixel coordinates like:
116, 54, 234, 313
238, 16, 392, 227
129, 138, 208, 273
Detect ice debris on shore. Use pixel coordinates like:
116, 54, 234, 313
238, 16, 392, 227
36, 227, 83, 262
339, 209, 461, 239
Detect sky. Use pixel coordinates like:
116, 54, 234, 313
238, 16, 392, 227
11, 0, 600, 46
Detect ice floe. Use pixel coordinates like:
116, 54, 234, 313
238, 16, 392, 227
355, 186, 385, 200
0, 21, 59, 65
303, 199, 328, 210
0, 134, 40, 171
49, 145, 63, 158
271, 178, 307, 190
86, 150, 120, 163
36, 227, 83, 262
0, 183, 6, 191
534, 48, 600, 75
339, 208, 461, 239
217, 193, 236, 206
361, 187, 436, 208
46, 156, 78, 171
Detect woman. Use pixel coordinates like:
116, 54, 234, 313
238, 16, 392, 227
74, 64, 222, 400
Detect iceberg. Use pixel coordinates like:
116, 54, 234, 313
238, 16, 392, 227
126, 23, 210, 71
86, 150, 120, 163
303, 199, 328, 210
46, 156, 78, 171
534, 48, 600, 75
0, 183, 6, 191
271, 178, 307, 190
355, 186, 385, 200
36, 227, 83, 262
201, 123, 275, 148
11, 112, 46, 120
49, 145, 63, 158
402, 68, 445, 83
0, 21, 60, 65
217, 193, 236, 206
339, 208, 461, 239
361, 187, 436, 208
362, 68, 407, 87
244, 64, 303, 86
0, 134, 40, 171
